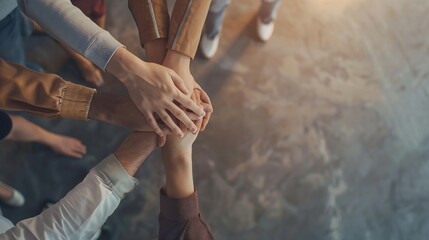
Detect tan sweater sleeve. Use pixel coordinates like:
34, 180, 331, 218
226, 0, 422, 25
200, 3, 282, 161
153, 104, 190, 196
129, 0, 211, 59
128, 0, 170, 47
167, 0, 212, 59
0, 59, 96, 120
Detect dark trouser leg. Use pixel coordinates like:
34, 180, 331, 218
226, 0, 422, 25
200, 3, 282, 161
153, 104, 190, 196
260, 0, 282, 23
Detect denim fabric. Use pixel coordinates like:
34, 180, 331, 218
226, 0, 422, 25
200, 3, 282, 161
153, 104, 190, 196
0, 8, 42, 72
0, 8, 26, 66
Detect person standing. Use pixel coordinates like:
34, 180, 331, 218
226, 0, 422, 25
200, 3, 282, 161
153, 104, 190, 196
200, 0, 282, 58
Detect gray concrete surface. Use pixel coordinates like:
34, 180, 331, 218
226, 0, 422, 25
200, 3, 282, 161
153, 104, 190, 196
1, 0, 429, 239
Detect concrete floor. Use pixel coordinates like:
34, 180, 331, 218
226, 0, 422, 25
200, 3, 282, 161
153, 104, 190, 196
2, 0, 429, 239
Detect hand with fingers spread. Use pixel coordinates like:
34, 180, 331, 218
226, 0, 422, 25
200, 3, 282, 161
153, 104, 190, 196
193, 82, 213, 131
106, 48, 205, 137
163, 50, 214, 132
48, 135, 87, 159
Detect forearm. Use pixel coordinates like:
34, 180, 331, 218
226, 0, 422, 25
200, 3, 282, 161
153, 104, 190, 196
17, 0, 123, 70
1, 155, 137, 240
0, 59, 96, 120
159, 146, 215, 239
6, 116, 53, 144
162, 150, 194, 198
88, 93, 155, 132
163, 50, 193, 90
145, 40, 193, 91
145, 38, 168, 64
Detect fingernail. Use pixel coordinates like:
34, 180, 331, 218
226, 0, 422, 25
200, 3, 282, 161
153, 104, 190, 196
192, 127, 198, 133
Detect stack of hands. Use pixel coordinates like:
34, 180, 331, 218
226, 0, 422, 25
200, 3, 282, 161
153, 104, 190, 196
92, 44, 213, 184
102, 47, 213, 138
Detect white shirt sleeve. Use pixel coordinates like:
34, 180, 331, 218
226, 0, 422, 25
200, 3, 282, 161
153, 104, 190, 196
16, 0, 124, 70
0, 154, 137, 240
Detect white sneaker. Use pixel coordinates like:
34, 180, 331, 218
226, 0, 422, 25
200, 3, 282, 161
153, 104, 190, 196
4, 189, 25, 207
256, 17, 275, 42
200, 33, 220, 59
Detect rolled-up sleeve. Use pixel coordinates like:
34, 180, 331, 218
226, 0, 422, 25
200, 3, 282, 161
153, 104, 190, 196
129, 0, 170, 47
167, 0, 212, 59
0, 59, 96, 120
129, 0, 211, 59
0, 154, 137, 240
17, 0, 124, 70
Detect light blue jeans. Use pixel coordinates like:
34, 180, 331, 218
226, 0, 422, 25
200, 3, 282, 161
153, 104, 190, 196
0, 8, 41, 72
205, 0, 281, 37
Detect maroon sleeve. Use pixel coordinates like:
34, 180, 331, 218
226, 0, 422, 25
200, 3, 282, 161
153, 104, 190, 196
159, 188, 215, 240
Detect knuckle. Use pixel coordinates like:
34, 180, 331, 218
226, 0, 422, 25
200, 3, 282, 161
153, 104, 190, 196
174, 109, 184, 117
148, 118, 157, 124
161, 114, 170, 122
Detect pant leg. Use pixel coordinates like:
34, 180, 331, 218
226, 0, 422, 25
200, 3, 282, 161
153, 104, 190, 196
259, 0, 281, 23
204, 0, 230, 38
0, 8, 26, 66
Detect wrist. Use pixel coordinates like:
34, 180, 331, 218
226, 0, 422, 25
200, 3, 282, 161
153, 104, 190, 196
38, 130, 57, 147
106, 48, 140, 86
163, 50, 191, 69
163, 147, 192, 165
113, 153, 139, 176
88, 93, 114, 123
113, 132, 158, 176
145, 38, 168, 64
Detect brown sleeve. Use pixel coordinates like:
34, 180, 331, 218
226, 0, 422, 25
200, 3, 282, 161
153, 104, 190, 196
128, 0, 170, 47
167, 0, 212, 59
159, 188, 215, 240
0, 59, 96, 120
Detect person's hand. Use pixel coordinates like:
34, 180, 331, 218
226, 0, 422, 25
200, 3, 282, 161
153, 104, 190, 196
163, 89, 203, 158
161, 90, 203, 198
47, 134, 87, 159
114, 132, 166, 176
193, 82, 213, 131
163, 50, 213, 131
88, 93, 200, 132
106, 48, 205, 137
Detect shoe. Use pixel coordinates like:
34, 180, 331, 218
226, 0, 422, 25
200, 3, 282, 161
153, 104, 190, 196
5, 190, 25, 207
256, 17, 275, 42
200, 6, 228, 59
257, 0, 281, 42
0, 182, 25, 207
200, 33, 220, 59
